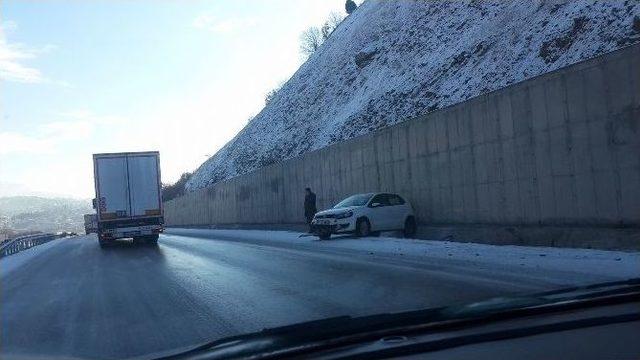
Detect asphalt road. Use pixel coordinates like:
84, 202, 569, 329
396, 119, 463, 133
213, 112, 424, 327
0, 231, 623, 359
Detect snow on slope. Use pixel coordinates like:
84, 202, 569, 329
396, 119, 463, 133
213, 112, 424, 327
186, 0, 640, 191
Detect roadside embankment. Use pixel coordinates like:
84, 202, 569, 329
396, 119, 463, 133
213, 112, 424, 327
165, 44, 640, 250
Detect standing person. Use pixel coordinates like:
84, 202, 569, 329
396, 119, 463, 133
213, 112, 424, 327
304, 187, 317, 232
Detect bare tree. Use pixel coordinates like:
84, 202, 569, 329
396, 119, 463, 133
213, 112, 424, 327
320, 23, 331, 41
265, 82, 284, 105
299, 26, 323, 56
265, 88, 278, 105
321, 11, 345, 40
161, 172, 193, 201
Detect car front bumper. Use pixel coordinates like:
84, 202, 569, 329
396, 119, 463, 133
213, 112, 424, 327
311, 217, 356, 234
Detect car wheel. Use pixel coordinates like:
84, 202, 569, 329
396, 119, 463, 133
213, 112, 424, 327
318, 230, 331, 240
355, 218, 371, 237
403, 216, 417, 238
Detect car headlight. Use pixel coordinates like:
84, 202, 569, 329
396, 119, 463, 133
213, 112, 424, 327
336, 210, 353, 219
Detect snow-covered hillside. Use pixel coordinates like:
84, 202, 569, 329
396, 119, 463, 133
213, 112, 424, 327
186, 0, 640, 191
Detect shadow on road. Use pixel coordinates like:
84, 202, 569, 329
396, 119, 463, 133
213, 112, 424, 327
312, 234, 367, 242
312, 231, 403, 242
98, 239, 167, 260
313, 234, 357, 241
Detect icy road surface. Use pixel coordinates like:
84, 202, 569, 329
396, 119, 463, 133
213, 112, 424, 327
1, 230, 638, 359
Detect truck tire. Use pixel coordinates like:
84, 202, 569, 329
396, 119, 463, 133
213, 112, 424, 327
146, 234, 159, 246
98, 237, 110, 249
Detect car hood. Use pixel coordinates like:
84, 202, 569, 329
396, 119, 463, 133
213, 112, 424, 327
315, 206, 360, 216
161, 278, 640, 359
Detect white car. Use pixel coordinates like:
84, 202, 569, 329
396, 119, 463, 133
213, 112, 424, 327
311, 193, 417, 240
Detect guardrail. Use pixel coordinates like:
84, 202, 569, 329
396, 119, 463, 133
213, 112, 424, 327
0, 233, 67, 259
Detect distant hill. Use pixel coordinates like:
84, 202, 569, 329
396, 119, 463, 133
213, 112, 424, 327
0, 196, 93, 233
186, 0, 640, 191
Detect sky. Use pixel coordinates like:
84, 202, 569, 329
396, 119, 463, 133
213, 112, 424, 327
0, 0, 348, 199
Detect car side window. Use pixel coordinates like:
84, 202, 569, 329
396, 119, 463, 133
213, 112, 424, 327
388, 194, 405, 206
369, 194, 390, 207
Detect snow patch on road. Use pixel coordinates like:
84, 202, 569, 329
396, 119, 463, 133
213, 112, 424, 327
165, 228, 640, 280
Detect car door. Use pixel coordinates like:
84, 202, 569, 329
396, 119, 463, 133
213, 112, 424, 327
367, 194, 391, 231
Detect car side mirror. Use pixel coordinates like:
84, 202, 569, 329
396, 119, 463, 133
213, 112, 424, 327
370, 202, 381, 208
92, 198, 97, 209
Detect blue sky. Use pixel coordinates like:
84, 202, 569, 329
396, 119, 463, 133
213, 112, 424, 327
0, 0, 347, 198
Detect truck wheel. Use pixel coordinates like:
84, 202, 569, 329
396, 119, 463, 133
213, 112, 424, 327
146, 234, 159, 246
98, 237, 110, 249
355, 218, 371, 237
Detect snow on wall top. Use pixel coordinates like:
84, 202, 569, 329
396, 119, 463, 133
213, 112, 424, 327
186, 0, 640, 192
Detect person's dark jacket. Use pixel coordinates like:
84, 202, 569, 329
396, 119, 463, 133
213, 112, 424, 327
304, 192, 317, 217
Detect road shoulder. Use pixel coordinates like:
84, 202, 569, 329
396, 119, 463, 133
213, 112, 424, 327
164, 228, 640, 284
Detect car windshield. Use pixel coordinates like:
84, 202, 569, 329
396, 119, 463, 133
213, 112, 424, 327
2, 1, 639, 359
333, 194, 373, 208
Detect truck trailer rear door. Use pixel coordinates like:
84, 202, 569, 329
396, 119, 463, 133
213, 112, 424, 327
95, 156, 130, 218
127, 154, 161, 217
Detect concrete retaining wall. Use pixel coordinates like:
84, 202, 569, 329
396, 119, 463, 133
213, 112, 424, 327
165, 44, 640, 237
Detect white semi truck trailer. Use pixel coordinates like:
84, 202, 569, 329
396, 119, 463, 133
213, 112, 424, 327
93, 151, 163, 247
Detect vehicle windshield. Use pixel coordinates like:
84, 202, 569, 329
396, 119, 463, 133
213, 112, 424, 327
333, 194, 373, 208
2, 1, 639, 359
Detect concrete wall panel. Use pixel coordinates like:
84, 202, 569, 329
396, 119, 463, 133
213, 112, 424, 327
165, 45, 640, 228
